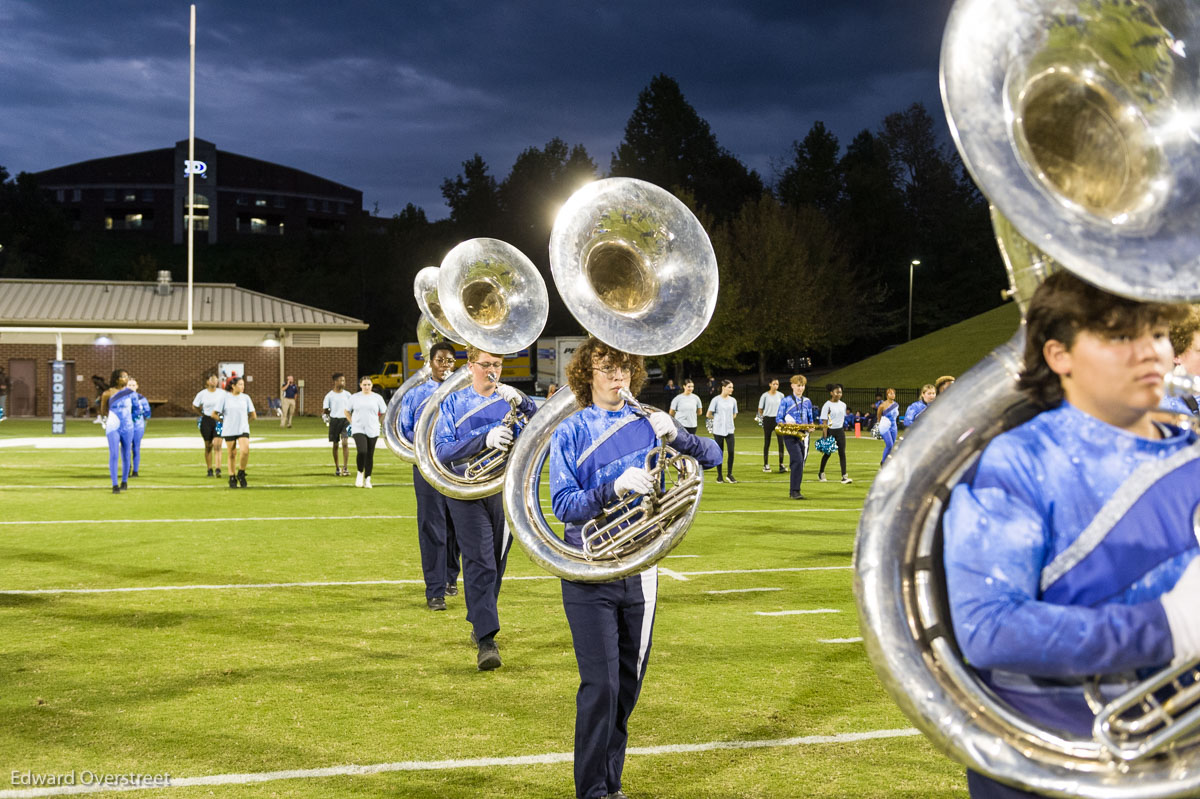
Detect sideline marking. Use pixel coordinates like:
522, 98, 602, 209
658, 568, 689, 582
819, 637, 864, 644
704, 587, 781, 595
754, 609, 841, 616
0, 728, 919, 798
0, 514, 416, 526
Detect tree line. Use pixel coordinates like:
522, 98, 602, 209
0, 74, 1006, 379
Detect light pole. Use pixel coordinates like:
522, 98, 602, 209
908, 259, 921, 341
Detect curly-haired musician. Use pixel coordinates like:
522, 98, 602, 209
775, 375, 815, 499
1161, 305, 1200, 418
549, 337, 721, 799
943, 272, 1200, 799
400, 342, 461, 611
434, 345, 537, 670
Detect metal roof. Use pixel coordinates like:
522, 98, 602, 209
0, 279, 367, 330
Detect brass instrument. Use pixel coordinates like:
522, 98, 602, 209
774, 422, 817, 437
412, 239, 548, 500
383, 313, 447, 464
503, 177, 719, 582
855, 0, 1200, 795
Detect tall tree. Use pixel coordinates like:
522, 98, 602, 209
440, 154, 500, 237
611, 74, 762, 222
776, 121, 843, 215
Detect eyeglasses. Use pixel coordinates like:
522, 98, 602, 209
593, 365, 632, 379
472, 360, 503, 371
432, 356, 456, 365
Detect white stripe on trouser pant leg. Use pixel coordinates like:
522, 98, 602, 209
501, 520, 512, 558
636, 566, 658, 677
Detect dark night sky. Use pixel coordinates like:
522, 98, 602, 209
0, 0, 954, 219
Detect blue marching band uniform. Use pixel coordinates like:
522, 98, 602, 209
130, 391, 151, 476
433, 384, 538, 648
105, 387, 135, 489
775, 392, 814, 497
902, 398, 928, 427
400, 378, 461, 604
945, 403, 1198, 739
878, 400, 899, 463
549, 403, 720, 799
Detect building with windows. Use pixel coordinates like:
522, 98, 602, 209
31, 139, 362, 244
0, 275, 366, 418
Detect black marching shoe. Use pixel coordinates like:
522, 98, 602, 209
215, 468, 221, 477
238, 471, 247, 488
130, 470, 139, 478
229, 475, 238, 489
726, 475, 738, 484
607, 791, 631, 799
445, 582, 459, 596
426, 596, 446, 611
207, 468, 214, 477
476, 641, 502, 671
119, 481, 127, 491
789, 492, 806, 500
779, 465, 788, 473
112, 485, 121, 494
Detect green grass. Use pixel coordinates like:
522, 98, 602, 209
0, 416, 967, 798
823, 303, 1021, 388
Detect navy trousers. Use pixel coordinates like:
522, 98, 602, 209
446, 493, 511, 642
412, 467, 460, 600
782, 435, 807, 495
562, 568, 658, 799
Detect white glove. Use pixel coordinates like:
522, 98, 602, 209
495, 384, 522, 404
614, 466, 654, 497
1162, 556, 1200, 663
783, 414, 796, 424
485, 425, 514, 451
648, 411, 677, 442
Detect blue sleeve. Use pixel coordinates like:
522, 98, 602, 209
943, 443, 1175, 677
433, 395, 486, 465
672, 427, 723, 469
902, 403, 918, 426
777, 397, 794, 423
399, 390, 419, 441
549, 425, 618, 525
141, 397, 152, 418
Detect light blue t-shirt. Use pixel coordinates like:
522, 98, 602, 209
707, 395, 737, 436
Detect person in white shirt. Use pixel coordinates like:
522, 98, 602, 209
192, 373, 226, 478
346, 376, 388, 488
668, 379, 704, 434
706, 379, 739, 483
213, 376, 256, 488
757, 378, 786, 473
322, 373, 353, 477
818, 383, 852, 484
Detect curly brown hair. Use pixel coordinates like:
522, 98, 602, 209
1018, 272, 1188, 409
1169, 305, 1200, 358
565, 337, 647, 409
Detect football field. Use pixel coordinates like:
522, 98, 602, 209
0, 416, 966, 798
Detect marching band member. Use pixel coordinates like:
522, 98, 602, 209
943, 272, 1200, 799
876, 387, 899, 464
214, 376, 256, 489
433, 346, 537, 670
127, 378, 151, 477
776, 374, 815, 499
99, 369, 134, 494
1161, 306, 1200, 419
549, 337, 721, 799
902, 384, 937, 428
757, 377, 786, 473
400, 341, 461, 611
193, 373, 226, 478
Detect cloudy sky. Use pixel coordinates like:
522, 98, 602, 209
0, 0, 953, 219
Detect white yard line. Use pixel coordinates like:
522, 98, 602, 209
0, 728, 919, 798
704, 587, 781, 595
754, 609, 841, 616
0, 565, 852, 596
819, 637, 864, 644
0, 515, 415, 526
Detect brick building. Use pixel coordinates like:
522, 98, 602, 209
0, 276, 366, 418
31, 138, 362, 244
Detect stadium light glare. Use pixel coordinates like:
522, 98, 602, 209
261, 331, 280, 347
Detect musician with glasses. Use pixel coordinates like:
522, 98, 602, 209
433, 346, 537, 670
400, 341, 462, 612
943, 273, 1200, 799
549, 337, 721, 799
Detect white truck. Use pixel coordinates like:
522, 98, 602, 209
535, 336, 587, 392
